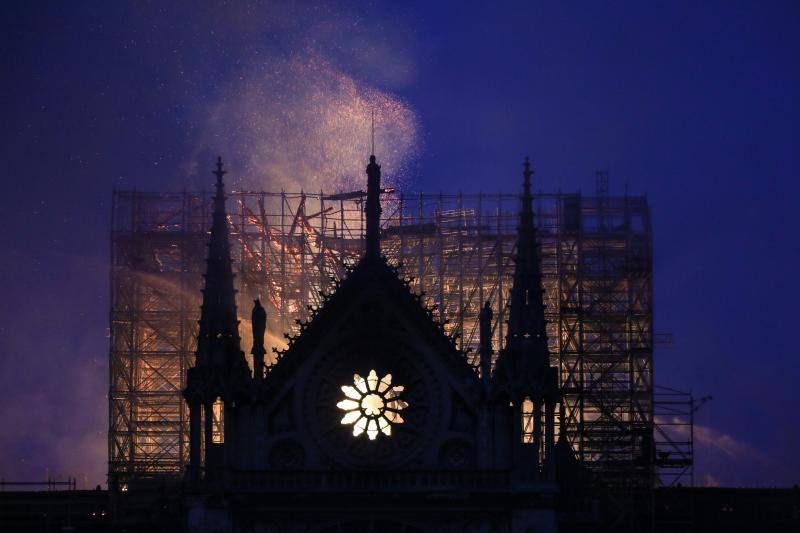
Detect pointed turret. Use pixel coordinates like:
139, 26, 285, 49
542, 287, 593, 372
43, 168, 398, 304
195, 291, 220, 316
195, 156, 243, 370
494, 157, 560, 480
184, 157, 248, 484
498, 157, 550, 388
365, 154, 382, 259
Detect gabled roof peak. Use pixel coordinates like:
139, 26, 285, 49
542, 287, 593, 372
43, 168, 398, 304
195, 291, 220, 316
264, 254, 478, 394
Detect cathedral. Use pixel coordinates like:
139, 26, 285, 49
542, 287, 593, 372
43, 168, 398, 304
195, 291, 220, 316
182, 153, 565, 532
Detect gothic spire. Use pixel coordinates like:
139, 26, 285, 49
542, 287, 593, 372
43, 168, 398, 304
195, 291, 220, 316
195, 156, 242, 369
498, 157, 550, 391
365, 154, 382, 259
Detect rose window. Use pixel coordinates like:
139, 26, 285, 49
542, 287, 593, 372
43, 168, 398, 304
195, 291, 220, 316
337, 370, 408, 440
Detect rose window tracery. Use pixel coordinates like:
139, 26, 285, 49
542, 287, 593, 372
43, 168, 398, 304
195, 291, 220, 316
336, 370, 408, 440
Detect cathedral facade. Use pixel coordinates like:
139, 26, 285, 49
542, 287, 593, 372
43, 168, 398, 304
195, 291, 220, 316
183, 154, 562, 532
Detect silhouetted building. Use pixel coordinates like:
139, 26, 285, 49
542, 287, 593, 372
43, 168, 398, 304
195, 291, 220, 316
109, 162, 658, 501
182, 154, 565, 531
4, 157, 790, 533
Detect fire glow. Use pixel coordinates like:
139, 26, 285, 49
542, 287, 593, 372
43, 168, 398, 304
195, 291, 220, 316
190, 51, 421, 195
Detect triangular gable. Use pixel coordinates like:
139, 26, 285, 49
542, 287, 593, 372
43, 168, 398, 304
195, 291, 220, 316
251, 256, 482, 469
263, 256, 477, 394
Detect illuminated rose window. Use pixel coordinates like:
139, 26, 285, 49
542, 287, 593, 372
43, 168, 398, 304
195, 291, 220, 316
337, 370, 408, 440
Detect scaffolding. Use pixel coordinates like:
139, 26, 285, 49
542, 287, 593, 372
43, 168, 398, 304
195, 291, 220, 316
109, 188, 655, 497
654, 387, 695, 488
652, 387, 700, 533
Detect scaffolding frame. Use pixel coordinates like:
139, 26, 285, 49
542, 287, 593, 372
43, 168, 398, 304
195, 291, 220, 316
109, 189, 655, 500
652, 387, 696, 533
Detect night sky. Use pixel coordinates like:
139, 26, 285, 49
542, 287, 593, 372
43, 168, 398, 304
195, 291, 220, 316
0, 1, 797, 488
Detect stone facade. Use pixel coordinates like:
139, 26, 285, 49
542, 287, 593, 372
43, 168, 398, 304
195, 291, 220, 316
183, 155, 561, 533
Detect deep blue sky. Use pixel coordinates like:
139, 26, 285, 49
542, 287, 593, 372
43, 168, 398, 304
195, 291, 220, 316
0, 1, 797, 488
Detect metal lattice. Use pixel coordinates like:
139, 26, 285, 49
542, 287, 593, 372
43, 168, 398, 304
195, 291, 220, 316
109, 189, 654, 496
